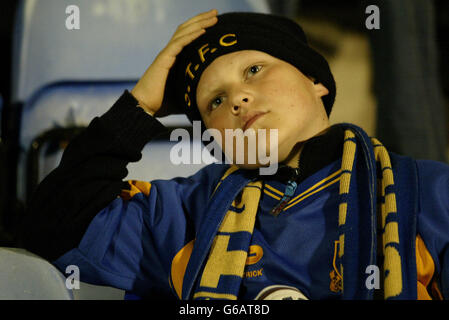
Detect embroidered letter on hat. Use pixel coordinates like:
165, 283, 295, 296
198, 43, 211, 63
219, 33, 237, 46
184, 93, 191, 107
185, 62, 195, 80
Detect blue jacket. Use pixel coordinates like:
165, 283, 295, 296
20, 91, 449, 300
54, 132, 449, 299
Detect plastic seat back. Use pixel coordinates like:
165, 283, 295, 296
0, 247, 74, 299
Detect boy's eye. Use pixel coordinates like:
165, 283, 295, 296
209, 96, 224, 111
247, 65, 262, 77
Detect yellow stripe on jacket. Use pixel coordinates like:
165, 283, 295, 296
120, 180, 152, 200
416, 234, 443, 300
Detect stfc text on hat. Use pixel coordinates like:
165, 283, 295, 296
162, 12, 336, 123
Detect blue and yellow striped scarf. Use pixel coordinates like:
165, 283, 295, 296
337, 130, 403, 299
192, 127, 405, 300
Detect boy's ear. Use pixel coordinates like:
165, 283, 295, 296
314, 82, 329, 98
309, 76, 329, 98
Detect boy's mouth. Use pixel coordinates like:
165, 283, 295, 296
243, 112, 267, 131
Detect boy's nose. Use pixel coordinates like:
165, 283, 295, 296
231, 96, 251, 115
232, 98, 248, 112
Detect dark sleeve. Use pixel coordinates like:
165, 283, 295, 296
416, 160, 449, 299
18, 90, 167, 262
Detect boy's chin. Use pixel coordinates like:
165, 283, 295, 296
229, 162, 279, 176
234, 163, 264, 170
233, 162, 278, 170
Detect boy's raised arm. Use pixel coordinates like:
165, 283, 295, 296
18, 9, 219, 262
18, 91, 166, 261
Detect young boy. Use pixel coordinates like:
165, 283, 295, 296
19, 10, 449, 300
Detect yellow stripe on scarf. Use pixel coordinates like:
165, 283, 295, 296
371, 137, 403, 299
337, 131, 403, 299
337, 130, 357, 288
195, 180, 263, 300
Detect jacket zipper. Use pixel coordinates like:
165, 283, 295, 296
269, 167, 300, 216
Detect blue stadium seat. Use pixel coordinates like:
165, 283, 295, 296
10, 0, 270, 299
0, 247, 74, 299
13, 0, 269, 203
19, 82, 213, 201
11, 0, 270, 103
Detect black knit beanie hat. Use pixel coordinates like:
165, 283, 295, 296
162, 12, 336, 123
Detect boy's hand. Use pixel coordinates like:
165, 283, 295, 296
131, 9, 218, 116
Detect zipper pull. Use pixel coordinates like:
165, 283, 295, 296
270, 179, 298, 217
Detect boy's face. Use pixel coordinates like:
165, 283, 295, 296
196, 50, 330, 167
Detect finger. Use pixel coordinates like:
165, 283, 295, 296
176, 15, 217, 35
157, 28, 206, 63
177, 9, 217, 30
166, 28, 206, 56
180, 12, 217, 33
172, 16, 217, 41
180, 9, 217, 27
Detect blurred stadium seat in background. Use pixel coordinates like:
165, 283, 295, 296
3, 0, 270, 300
